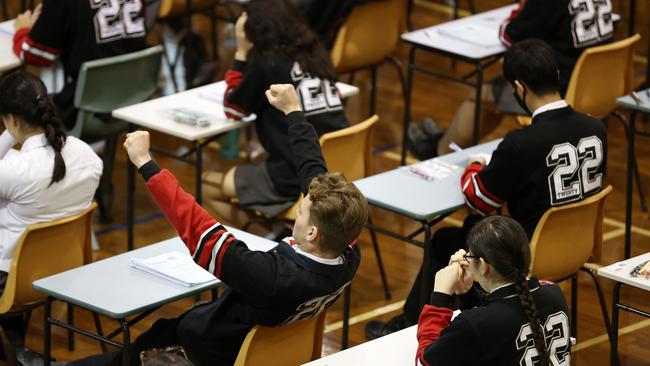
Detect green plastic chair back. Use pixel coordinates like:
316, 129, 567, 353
70, 45, 163, 138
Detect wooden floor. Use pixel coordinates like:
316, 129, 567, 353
11, 1, 650, 365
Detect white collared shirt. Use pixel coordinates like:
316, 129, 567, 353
0, 131, 102, 271
532, 99, 569, 118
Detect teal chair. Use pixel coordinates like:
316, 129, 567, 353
70, 45, 163, 221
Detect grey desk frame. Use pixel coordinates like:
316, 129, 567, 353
34, 229, 276, 366
355, 139, 501, 307
399, 5, 515, 165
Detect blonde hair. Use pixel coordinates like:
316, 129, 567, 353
308, 172, 368, 254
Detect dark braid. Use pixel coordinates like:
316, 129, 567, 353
0, 71, 67, 185
513, 272, 550, 366
468, 216, 550, 366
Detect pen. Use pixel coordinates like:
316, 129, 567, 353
449, 142, 466, 155
631, 91, 642, 105
646, 89, 650, 98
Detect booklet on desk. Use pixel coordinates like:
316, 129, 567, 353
129, 251, 216, 287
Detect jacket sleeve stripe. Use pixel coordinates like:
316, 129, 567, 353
461, 172, 496, 214
193, 223, 223, 260
471, 175, 502, 209
215, 235, 236, 278
208, 231, 233, 275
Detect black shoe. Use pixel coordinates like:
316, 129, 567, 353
364, 314, 411, 340
407, 124, 436, 161
421, 117, 442, 138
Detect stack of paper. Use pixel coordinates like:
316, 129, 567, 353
130, 251, 216, 287
438, 22, 502, 48
409, 159, 461, 181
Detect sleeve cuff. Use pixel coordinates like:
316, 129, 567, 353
286, 111, 307, 125
430, 292, 454, 308
138, 160, 161, 182
232, 60, 247, 71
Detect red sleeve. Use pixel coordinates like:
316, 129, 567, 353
460, 162, 504, 215
415, 305, 453, 366
13, 29, 59, 66
498, 3, 523, 46
223, 67, 249, 119
145, 169, 236, 277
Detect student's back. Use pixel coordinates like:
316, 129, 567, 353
13, 0, 148, 128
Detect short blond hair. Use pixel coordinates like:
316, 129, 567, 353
308, 172, 368, 255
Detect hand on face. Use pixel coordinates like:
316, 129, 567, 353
123, 130, 152, 169
14, 3, 42, 30
265, 84, 302, 115
235, 12, 253, 60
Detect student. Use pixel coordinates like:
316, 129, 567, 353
416, 216, 571, 366
366, 39, 607, 339
409, 0, 613, 159
202, 0, 348, 226
0, 71, 103, 285
12, 0, 147, 130
70, 84, 367, 365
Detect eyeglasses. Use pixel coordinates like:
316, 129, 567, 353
463, 253, 480, 262
139, 346, 188, 365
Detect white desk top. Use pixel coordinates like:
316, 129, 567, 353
0, 20, 20, 73
598, 252, 650, 292
401, 4, 516, 61
303, 325, 417, 366
32, 227, 277, 319
112, 81, 359, 141
354, 139, 501, 220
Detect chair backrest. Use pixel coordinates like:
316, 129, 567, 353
330, 0, 405, 73
278, 115, 379, 221
529, 186, 612, 281
234, 311, 327, 366
0, 202, 97, 314
564, 34, 640, 118
70, 45, 163, 136
320, 114, 379, 181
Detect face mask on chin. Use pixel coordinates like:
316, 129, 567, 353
512, 84, 533, 116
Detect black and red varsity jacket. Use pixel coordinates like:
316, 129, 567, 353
137, 111, 360, 365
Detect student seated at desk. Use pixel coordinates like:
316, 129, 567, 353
12, 0, 147, 130
409, 0, 613, 159
70, 84, 367, 366
202, 0, 348, 227
366, 39, 607, 340
416, 216, 571, 366
0, 72, 102, 354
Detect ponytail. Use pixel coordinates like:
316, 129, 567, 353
468, 216, 551, 366
36, 95, 67, 185
0, 72, 67, 185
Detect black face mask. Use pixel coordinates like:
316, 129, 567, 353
512, 86, 532, 116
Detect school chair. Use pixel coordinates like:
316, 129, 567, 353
516, 35, 644, 209
331, 0, 407, 117
234, 311, 326, 366
528, 185, 613, 341
0, 203, 100, 365
70, 45, 163, 222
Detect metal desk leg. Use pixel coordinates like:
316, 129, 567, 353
195, 141, 203, 204
419, 220, 432, 307
401, 47, 416, 166
341, 285, 351, 350
472, 61, 484, 145
122, 320, 131, 366
629, 0, 636, 37
44, 297, 52, 366
625, 111, 637, 259
610, 282, 621, 366
127, 127, 136, 251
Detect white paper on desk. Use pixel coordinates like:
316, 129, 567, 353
198, 88, 224, 104
437, 22, 502, 48
129, 251, 216, 287
0, 22, 14, 37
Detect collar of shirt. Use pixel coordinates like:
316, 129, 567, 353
20, 133, 48, 152
484, 277, 542, 303
532, 100, 568, 119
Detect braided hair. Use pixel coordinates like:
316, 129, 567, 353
0, 71, 67, 185
467, 216, 550, 366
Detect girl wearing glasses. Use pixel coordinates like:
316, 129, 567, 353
416, 216, 571, 366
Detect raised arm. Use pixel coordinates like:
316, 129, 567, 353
266, 84, 328, 194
